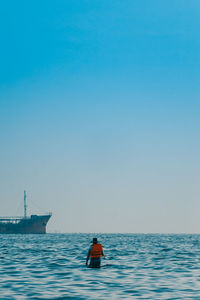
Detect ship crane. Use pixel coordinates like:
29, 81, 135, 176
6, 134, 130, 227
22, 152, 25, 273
24, 190, 27, 218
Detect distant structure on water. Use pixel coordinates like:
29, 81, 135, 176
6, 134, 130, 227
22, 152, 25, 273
0, 191, 52, 234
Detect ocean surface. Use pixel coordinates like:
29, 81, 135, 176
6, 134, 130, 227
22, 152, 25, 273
0, 233, 200, 299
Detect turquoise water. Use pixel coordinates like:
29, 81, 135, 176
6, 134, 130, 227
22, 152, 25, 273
0, 233, 200, 299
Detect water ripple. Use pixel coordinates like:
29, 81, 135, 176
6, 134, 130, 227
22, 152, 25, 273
0, 234, 200, 298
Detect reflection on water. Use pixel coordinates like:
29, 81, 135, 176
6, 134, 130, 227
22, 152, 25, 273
0, 233, 200, 299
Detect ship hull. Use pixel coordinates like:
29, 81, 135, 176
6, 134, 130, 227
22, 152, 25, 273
0, 215, 51, 234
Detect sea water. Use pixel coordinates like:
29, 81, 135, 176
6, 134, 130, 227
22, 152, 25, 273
0, 233, 200, 299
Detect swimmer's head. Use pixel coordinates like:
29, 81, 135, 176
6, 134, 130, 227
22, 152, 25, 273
92, 237, 98, 244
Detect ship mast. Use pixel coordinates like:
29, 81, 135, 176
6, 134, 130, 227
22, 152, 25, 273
24, 190, 27, 218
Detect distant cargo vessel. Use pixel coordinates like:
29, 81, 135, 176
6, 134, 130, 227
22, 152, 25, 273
0, 191, 52, 234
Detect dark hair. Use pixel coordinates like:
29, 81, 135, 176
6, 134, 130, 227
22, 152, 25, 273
92, 237, 98, 244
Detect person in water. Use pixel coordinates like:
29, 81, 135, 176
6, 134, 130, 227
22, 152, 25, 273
86, 238, 105, 268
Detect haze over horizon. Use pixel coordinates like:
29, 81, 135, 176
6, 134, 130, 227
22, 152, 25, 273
0, 0, 200, 233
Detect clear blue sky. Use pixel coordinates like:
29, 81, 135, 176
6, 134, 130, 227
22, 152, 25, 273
0, 0, 200, 233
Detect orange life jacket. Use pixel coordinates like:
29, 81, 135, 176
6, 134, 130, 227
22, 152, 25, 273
90, 243, 103, 259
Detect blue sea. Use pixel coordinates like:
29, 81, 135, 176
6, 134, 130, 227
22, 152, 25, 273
0, 233, 200, 299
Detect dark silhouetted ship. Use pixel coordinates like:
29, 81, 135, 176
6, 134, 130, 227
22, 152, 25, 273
0, 191, 52, 234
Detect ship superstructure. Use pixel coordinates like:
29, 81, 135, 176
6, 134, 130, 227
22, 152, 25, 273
0, 191, 52, 234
